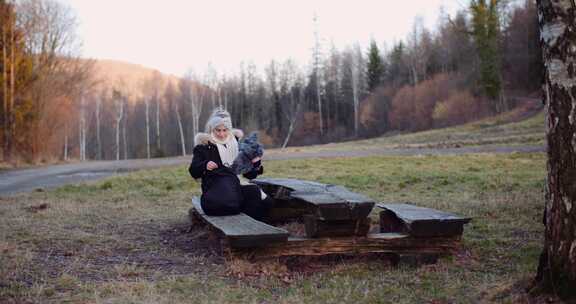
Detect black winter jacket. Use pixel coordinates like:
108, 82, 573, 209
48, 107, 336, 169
188, 131, 263, 193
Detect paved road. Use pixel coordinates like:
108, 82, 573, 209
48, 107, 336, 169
0, 144, 545, 196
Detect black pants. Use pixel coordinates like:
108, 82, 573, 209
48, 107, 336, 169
240, 185, 273, 222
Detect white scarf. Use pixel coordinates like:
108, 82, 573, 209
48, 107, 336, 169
211, 133, 238, 168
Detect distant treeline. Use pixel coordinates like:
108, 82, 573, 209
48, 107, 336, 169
1, 0, 541, 163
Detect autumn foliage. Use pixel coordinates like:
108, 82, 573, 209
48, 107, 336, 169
362, 73, 487, 134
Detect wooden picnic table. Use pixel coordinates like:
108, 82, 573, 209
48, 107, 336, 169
251, 178, 375, 237
189, 178, 471, 259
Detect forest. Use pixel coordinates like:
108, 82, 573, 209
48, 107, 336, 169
0, 0, 541, 163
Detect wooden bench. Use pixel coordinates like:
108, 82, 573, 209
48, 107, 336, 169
190, 197, 289, 248
378, 203, 471, 237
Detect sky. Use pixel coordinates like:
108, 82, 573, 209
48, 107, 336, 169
61, 0, 467, 77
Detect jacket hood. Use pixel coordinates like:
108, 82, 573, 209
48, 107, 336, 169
194, 129, 244, 146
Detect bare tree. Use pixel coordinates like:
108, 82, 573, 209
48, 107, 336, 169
1, 0, 20, 162
144, 96, 151, 158
155, 79, 162, 154
15, 0, 93, 162
112, 89, 124, 161
63, 122, 68, 161
141, 71, 164, 157
175, 97, 186, 156
183, 71, 205, 141
265, 60, 282, 136
351, 50, 360, 137
324, 43, 342, 134
166, 82, 186, 156
532, 0, 576, 299
406, 17, 428, 86
348, 43, 365, 137
122, 98, 128, 160
95, 93, 102, 160
312, 13, 324, 136
78, 94, 86, 161
280, 60, 303, 148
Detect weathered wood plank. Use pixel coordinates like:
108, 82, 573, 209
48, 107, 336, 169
231, 233, 461, 258
304, 215, 371, 238
378, 203, 471, 237
191, 197, 289, 248
252, 178, 375, 221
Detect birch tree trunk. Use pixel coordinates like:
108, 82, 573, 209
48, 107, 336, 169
115, 96, 124, 161
282, 85, 303, 149
63, 123, 68, 161
95, 96, 102, 160
313, 14, 324, 136
190, 86, 204, 139
174, 100, 186, 156
351, 56, 359, 137
145, 97, 150, 159
190, 89, 198, 141
155, 95, 161, 152
282, 101, 301, 149
78, 95, 86, 161
533, 0, 576, 299
122, 102, 127, 160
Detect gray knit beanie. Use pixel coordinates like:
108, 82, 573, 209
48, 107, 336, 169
205, 108, 233, 133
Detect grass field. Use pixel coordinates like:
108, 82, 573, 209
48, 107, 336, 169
0, 151, 550, 303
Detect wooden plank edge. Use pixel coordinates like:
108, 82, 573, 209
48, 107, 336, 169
231, 233, 462, 258
377, 203, 472, 224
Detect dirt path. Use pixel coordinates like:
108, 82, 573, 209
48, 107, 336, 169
0, 144, 544, 196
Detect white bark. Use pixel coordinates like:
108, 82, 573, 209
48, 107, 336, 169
190, 83, 204, 138
282, 101, 301, 149
95, 96, 102, 160
122, 104, 127, 160
313, 14, 324, 136
145, 97, 150, 159
155, 94, 161, 151
190, 89, 198, 139
78, 94, 86, 161
351, 55, 359, 137
174, 101, 186, 156
63, 123, 68, 161
115, 96, 124, 161
282, 78, 303, 149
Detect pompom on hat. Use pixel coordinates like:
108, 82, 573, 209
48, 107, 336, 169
205, 108, 233, 133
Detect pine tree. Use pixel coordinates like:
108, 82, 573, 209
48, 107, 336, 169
470, 0, 503, 112
366, 40, 384, 93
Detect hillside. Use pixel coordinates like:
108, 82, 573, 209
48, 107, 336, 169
271, 99, 545, 155
89, 59, 181, 97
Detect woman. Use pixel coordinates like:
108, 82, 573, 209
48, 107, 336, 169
188, 108, 272, 221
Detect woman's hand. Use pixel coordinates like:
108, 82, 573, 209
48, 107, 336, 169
206, 161, 218, 171
251, 157, 262, 169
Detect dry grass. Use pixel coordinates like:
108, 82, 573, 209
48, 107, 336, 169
0, 152, 550, 303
